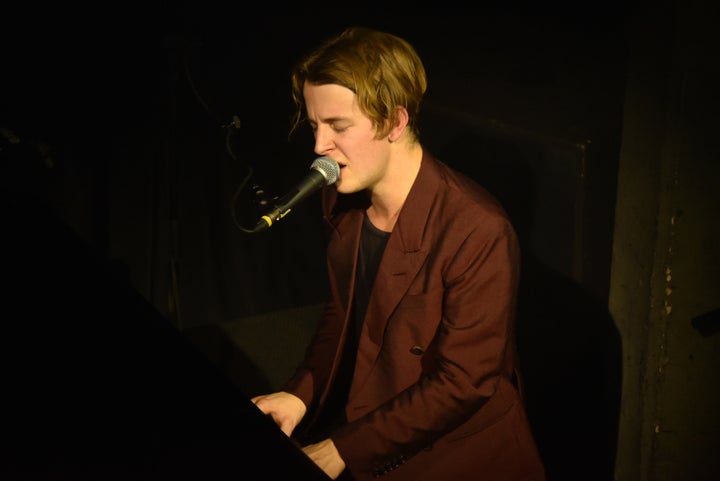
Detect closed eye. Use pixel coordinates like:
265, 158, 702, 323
329, 122, 350, 133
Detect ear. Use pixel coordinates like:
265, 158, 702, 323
387, 106, 410, 143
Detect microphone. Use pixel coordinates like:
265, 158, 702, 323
251, 156, 339, 233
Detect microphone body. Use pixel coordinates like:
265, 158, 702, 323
252, 156, 339, 232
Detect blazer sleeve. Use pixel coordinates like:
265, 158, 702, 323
282, 296, 345, 419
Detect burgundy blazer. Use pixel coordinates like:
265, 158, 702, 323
284, 151, 545, 481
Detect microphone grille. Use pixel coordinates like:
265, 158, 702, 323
310, 156, 340, 186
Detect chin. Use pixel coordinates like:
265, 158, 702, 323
334, 177, 364, 195
334, 179, 347, 193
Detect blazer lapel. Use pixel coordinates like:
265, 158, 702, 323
325, 208, 364, 318
351, 152, 440, 395
362, 231, 427, 346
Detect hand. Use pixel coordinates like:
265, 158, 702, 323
302, 438, 346, 480
251, 391, 307, 437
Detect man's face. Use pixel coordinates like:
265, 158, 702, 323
303, 82, 391, 195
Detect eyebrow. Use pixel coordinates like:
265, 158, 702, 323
310, 116, 351, 125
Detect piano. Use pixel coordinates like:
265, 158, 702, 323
1, 194, 330, 480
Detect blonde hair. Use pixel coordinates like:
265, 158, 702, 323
290, 27, 428, 141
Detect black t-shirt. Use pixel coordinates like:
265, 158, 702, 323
308, 213, 390, 440
353, 213, 391, 340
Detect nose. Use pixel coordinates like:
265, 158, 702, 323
313, 125, 334, 156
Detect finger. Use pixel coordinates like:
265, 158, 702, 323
252, 400, 271, 414
279, 420, 294, 437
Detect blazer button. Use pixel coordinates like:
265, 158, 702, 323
410, 345, 425, 355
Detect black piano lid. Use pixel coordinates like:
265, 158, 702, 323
1, 193, 330, 480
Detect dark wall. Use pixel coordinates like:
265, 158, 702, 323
1, 10, 628, 324
2, 8, 628, 481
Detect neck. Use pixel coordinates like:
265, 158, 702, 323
366, 143, 423, 232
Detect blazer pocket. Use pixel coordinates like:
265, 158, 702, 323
396, 293, 429, 309
396, 286, 444, 309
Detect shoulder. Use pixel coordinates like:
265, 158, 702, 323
423, 152, 512, 229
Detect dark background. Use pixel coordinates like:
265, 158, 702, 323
1, 8, 628, 320
2, 5, 649, 481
